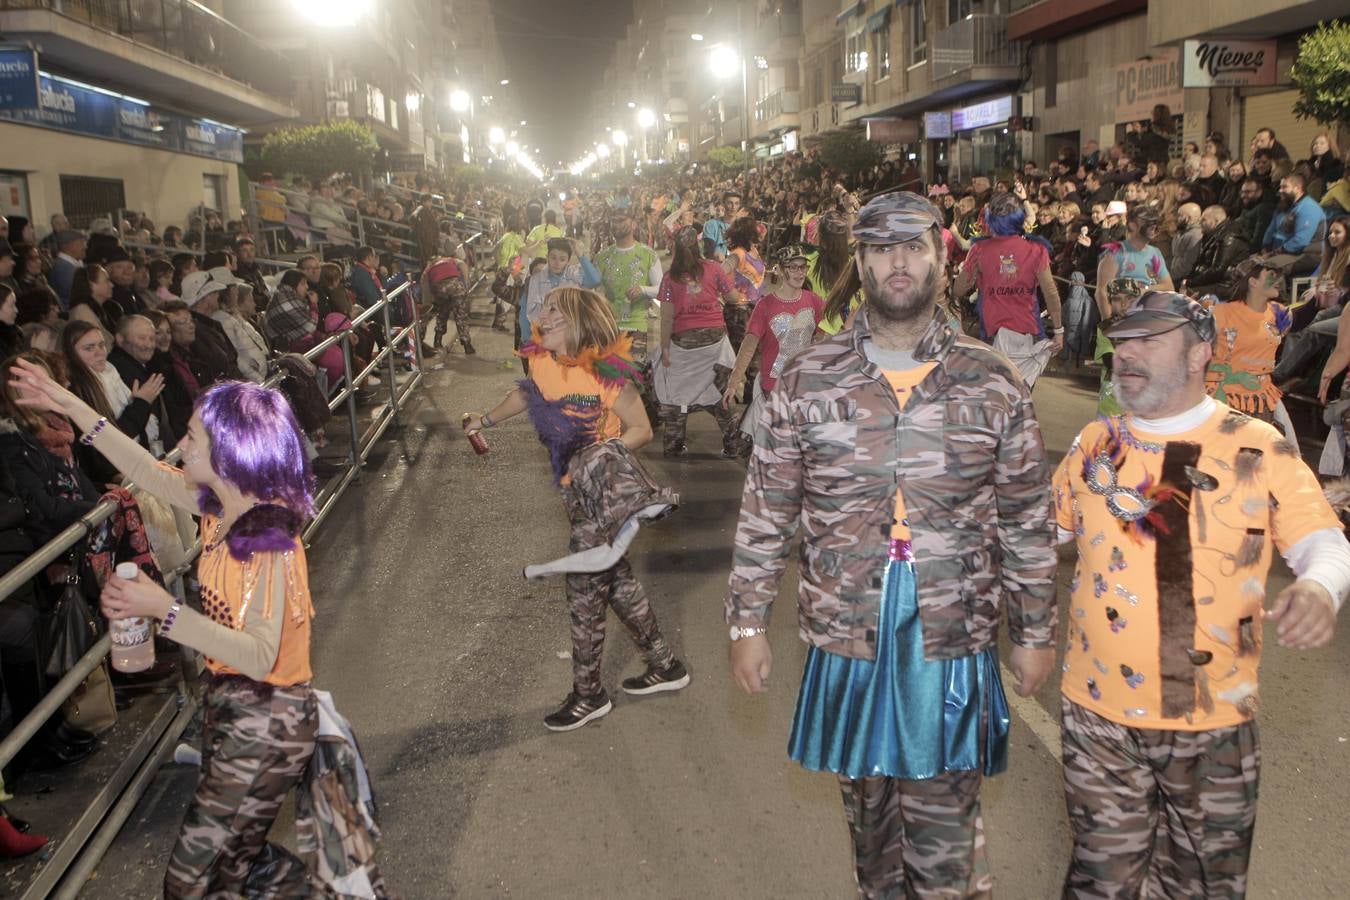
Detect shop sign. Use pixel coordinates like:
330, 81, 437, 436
0, 47, 39, 110
924, 111, 952, 140
865, 118, 919, 144
951, 96, 1013, 131
1182, 39, 1278, 87
1114, 49, 1183, 123
0, 70, 244, 163
830, 83, 862, 104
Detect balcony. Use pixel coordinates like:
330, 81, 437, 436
753, 88, 801, 139
1006, 0, 1146, 42
0, 0, 296, 123
754, 0, 804, 61
928, 14, 1022, 97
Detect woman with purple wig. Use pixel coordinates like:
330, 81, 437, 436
7, 360, 330, 898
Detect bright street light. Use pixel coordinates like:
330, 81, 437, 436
709, 45, 739, 79
499, 79, 510, 85
626, 101, 636, 109
690, 33, 704, 41
637, 107, 656, 129
596, 143, 610, 158
488, 126, 506, 145
449, 89, 471, 112
611, 129, 628, 147
505, 140, 519, 156
292, 0, 371, 26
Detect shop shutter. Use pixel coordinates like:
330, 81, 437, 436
59, 175, 126, 230
1241, 90, 1322, 162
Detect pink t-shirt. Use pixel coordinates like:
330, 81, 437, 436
747, 289, 825, 391
963, 235, 1049, 339
659, 259, 734, 333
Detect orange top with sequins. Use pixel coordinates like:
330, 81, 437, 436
195, 515, 314, 686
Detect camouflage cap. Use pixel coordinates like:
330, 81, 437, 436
774, 243, 811, 264
1104, 290, 1216, 344
851, 191, 943, 245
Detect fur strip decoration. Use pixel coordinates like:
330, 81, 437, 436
226, 503, 304, 562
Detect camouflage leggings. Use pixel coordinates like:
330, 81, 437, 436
562, 482, 674, 700
433, 292, 471, 348
660, 328, 741, 453
722, 303, 758, 402
837, 770, 992, 899
164, 678, 324, 899
1060, 698, 1260, 900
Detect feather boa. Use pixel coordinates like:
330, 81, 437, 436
518, 379, 600, 485
518, 328, 643, 388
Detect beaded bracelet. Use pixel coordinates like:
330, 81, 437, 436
159, 603, 182, 637
79, 416, 109, 446
481, 413, 496, 428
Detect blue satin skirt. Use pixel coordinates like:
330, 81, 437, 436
788, 554, 1010, 781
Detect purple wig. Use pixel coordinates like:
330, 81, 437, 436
194, 381, 314, 518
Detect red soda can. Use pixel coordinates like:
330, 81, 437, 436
462, 414, 489, 455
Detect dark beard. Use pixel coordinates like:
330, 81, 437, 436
1277, 193, 1295, 212
862, 264, 939, 324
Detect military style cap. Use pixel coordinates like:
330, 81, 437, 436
851, 191, 943, 244
774, 243, 811, 264
1104, 290, 1216, 344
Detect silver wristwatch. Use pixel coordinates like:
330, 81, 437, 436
729, 625, 766, 642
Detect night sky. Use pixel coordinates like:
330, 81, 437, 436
490, 0, 634, 168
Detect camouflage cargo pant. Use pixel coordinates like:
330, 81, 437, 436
722, 303, 758, 402
1060, 697, 1260, 900
562, 471, 674, 700
661, 327, 742, 454
164, 677, 324, 899
433, 291, 472, 349
837, 770, 992, 899
621, 329, 661, 427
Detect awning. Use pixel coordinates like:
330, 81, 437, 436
866, 7, 892, 32
835, 2, 865, 24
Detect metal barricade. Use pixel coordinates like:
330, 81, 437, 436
0, 282, 424, 898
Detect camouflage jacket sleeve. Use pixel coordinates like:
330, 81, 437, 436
994, 387, 1058, 649
725, 381, 803, 628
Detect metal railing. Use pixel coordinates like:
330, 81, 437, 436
0, 0, 291, 96
930, 13, 1021, 81
0, 281, 425, 897
754, 89, 801, 124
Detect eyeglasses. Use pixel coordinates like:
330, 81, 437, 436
783, 263, 807, 272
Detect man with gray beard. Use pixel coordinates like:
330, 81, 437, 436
726, 192, 1057, 897
1053, 291, 1349, 897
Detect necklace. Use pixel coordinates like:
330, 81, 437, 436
1119, 419, 1164, 454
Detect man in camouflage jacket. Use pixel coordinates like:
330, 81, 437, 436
726, 191, 1057, 898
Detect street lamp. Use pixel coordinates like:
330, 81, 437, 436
612, 129, 629, 169
596, 142, 610, 158
505, 140, 519, 157
708, 43, 750, 174
690, 32, 704, 41
709, 45, 739, 79
449, 89, 471, 113
488, 126, 506, 146
636, 108, 656, 164
292, 0, 371, 26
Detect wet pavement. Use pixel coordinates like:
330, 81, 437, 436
79, 307, 1350, 898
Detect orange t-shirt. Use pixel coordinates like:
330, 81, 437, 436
1206, 300, 1289, 414
1053, 405, 1337, 730
196, 516, 314, 686
881, 365, 937, 541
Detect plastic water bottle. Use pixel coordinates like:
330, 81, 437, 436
110, 562, 156, 673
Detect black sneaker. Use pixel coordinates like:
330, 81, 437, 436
621, 660, 691, 696
663, 443, 688, 458
543, 692, 612, 732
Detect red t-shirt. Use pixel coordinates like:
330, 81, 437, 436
963, 235, 1048, 338
747, 289, 824, 391
424, 257, 463, 286
659, 259, 734, 333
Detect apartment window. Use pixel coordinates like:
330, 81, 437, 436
947, 0, 973, 24
59, 176, 125, 230
810, 66, 823, 107
873, 25, 891, 80
846, 29, 868, 75
367, 85, 386, 122
202, 174, 225, 214
911, 0, 928, 65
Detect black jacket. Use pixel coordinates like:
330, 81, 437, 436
0, 418, 99, 548
189, 311, 244, 386
109, 345, 182, 449
1187, 221, 1252, 292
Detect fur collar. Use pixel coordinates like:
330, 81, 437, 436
225, 503, 305, 562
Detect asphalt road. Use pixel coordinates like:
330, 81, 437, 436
80, 309, 1350, 899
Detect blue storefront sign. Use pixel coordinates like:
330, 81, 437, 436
0, 68, 245, 163
0, 46, 39, 109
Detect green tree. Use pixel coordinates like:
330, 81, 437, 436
1291, 20, 1350, 127
708, 146, 746, 172
259, 120, 380, 182
817, 130, 884, 178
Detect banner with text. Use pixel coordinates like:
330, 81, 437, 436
1182, 39, 1278, 88
1114, 48, 1183, 124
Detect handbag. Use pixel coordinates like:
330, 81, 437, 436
42, 555, 101, 680
62, 660, 118, 735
